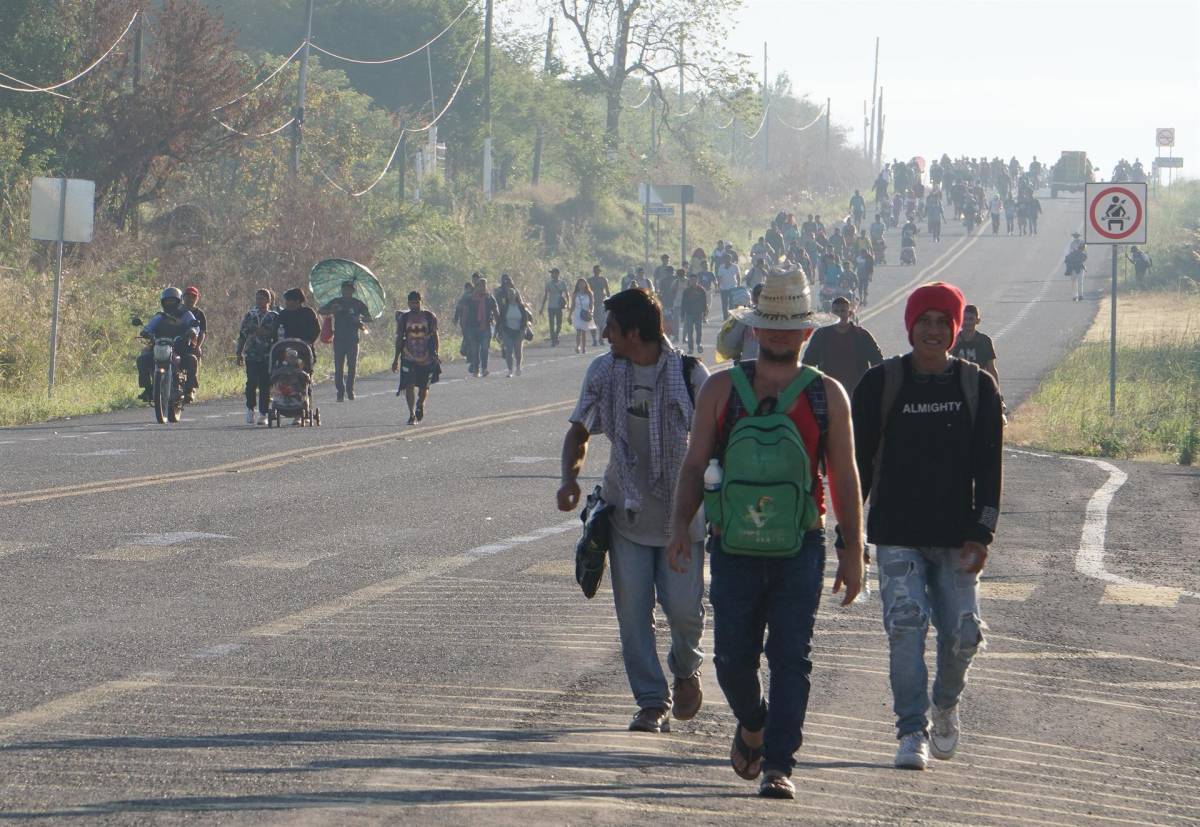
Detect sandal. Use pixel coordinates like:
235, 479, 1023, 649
730, 724, 764, 780
758, 770, 795, 799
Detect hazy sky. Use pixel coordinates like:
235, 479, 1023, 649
728, 0, 1198, 178
516, 0, 1198, 180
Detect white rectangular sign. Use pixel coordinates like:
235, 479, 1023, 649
31, 177, 95, 243
1084, 182, 1147, 245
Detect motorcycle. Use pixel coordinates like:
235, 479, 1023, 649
150, 336, 189, 424
963, 209, 978, 234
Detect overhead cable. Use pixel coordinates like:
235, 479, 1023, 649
627, 88, 654, 110
0, 11, 139, 94
0, 70, 74, 100
743, 105, 769, 140
212, 43, 306, 111
774, 105, 826, 132
210, 114, 297, 138
317, 35, 481, 197
308, 2, 475, 65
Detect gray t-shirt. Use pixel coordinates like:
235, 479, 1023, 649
545, 278, 568, 310
571, 356, 708, 547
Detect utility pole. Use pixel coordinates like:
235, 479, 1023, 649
531, 16, 554, 186
863, 100, 868, 159
825, 97, 831, 161
868, 36, 879, 165
678, 30, 685, 110
290, 0, 315, 177
762, 42, 769, 172
875, 87, 884, 169
398, 133, 407, 203
131, 9, 144, 237
482, 0, 494, 199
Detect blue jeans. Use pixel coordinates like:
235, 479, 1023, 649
876, 545, 985, 738
708, 530, 825, 777
608, 530, 705, 711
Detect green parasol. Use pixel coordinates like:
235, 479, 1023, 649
308, 259, 386, 319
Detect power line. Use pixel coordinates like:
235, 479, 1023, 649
0, 70, 74, 100
210, 114, 297, 138
308, 1, 475, 65
775, 104, 826, 132
743, 105, 769, 140
212, 43, 306, 111
0, 11, 139, 94
316, 35, 481, 198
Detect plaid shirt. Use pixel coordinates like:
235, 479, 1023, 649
237, 307, 278, 363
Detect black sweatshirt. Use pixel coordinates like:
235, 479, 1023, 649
851, 355, 1003, 547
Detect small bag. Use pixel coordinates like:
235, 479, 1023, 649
319, 315, 334, 344
574, 485, 613, 599
581, 308, 593, 322
523, 326, 534, 342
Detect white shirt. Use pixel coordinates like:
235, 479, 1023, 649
717, 263, 740, 291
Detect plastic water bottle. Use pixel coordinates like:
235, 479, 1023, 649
703, 459, 722, 493
703, 459, 723, 524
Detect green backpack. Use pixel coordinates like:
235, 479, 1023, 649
716, 365, 821, 556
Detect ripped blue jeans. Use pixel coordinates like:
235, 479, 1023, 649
876, 545, 985, 738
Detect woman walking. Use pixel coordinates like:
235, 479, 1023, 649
496, 278, 533, 377
570, 278, 596, 355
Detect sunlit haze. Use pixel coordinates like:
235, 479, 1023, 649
729, 0, 1199, 178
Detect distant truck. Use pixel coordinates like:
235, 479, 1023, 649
1050, 151, 1095, 198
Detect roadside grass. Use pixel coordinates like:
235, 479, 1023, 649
1007, 292, 1200, 464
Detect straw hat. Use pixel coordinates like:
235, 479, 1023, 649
730, 267, 835, 331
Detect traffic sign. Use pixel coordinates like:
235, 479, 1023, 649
1085, 182, 1147, 245
1155, 157, 1184, 169
1156, 128, 1175, 148
644, 204, 675, 216
31, 177, 94, 243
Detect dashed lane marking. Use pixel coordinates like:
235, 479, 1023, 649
223, 550, 343, 571
858, 226, 984, 323
82, 546, 189, 562
1101, 583, 1183, 607
980, 582, 1039, 601
0, 678, 160, 737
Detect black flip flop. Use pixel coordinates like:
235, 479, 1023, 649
731, 724, 764, 780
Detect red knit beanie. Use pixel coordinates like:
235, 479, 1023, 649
904, 282, 965, 346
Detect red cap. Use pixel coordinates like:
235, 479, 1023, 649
183, 286, 200, 298
904, 282, 965, 346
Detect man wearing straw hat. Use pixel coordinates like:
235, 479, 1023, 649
667, 266, 865, 800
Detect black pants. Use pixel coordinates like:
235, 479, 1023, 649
137, 349, 198, 392
547, 307, 563, 345
682, 315, 703, 351
244, 360, 271, 414
333, 338, 359, 395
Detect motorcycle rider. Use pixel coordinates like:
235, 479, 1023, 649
136, 287, 200, 404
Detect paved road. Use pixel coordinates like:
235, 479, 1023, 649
1, 196, 1197, 825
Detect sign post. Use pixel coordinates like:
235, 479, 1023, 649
1084, 182, 1147, 416
638, 183, 694, 274
1155, 128, 1176, 189
31, 177, 95, 396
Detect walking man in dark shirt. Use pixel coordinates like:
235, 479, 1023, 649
392, 291, 440, 425
274, 288, 322, 347
181, 286, 205, 403
851, 282, 1004, 771
319, 281, 371, 401
679, 273, 709, 354
801, 296, 885, 396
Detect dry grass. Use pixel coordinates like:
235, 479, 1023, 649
1008, 292, 1200, 464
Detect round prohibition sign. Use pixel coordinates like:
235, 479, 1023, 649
1088, 186, 1143, 241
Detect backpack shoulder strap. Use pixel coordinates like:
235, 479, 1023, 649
956, 357, 981, 426
680, 355, 699, 403
879, 355, 905, 430
729, 365, 758, 412
777, 366, 819, 411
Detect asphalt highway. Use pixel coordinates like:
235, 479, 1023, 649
0, 195, 1196, 825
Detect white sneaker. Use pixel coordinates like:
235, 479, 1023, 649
255, 413, 267, 425
894, 731, 929, 770
930, 704, 960, 760
244, 409, 255, 424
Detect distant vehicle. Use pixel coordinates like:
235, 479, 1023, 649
1050, 151, 1094, 198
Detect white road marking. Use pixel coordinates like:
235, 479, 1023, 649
466, 521, 576, 557
1009, 449, 1200, 600
507, 456, 553, 464
130, 531, 235, 546
224, 550, 341, 570
83, 546, 187, 562
65, 448, 135, 457
993, 243, 1078, 341
1101, 584, 1182, 607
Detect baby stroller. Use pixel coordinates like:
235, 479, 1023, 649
900, 230, 917, 266
267, 339, 321, 428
